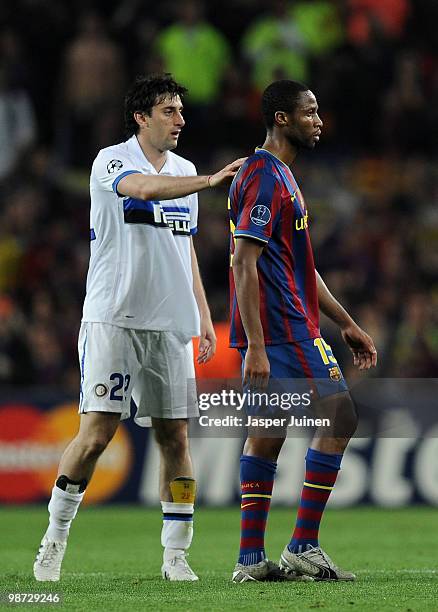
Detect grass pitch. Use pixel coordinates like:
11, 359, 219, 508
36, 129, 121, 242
1, 506, 437, 611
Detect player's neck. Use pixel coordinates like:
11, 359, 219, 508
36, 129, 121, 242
136, 135, 167, 173
261, 135, 297, 167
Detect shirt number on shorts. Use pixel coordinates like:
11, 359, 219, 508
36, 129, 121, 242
109, 373, 131, 401
314, 338, 337, 365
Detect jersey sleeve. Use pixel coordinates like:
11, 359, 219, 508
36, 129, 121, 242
91, 149, 141, 194
234, 170, 282, 243
187, 161, 198, 235
189, 193, 198, 235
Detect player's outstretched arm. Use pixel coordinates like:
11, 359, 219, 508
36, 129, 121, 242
116, 158, 247, 201
232, 238, 270, 389
315, 270, 377, 370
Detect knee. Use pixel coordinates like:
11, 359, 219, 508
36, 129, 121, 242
76, 413, 119, 460
155, 425, 188, 460
333, 396, 358, 438
77, 435, 110, 460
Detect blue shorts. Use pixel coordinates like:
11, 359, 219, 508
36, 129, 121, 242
239, 336, 348, 400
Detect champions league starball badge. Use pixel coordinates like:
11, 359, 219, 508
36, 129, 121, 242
250, 204, 271, 226
106, 159, 123, 174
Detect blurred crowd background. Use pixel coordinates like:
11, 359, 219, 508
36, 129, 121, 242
1, 0, 437, 392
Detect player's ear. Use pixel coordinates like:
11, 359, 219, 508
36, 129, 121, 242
134, 111, 149, 129
274, 111, 288, 127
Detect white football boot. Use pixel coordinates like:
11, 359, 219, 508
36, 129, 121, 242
280, 545, 356, 581
161, 550, 199, 581
33, 536, 67, 581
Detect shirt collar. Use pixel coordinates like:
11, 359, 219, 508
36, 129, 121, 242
128, 135, 170, 174
255, 147, 290, 170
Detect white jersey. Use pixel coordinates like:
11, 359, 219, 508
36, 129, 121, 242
82, 135, 200, 339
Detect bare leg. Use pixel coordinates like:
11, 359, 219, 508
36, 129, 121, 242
310, 391, 358, 454
58, 412, 121, 482
243, 392, 357, 459
152, 418, 193, 501
243, 436, 285, 462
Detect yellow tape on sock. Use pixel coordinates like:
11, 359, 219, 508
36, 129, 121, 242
170, 477, 196, 504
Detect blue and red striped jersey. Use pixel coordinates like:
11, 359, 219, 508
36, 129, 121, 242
229, 148, 320, 347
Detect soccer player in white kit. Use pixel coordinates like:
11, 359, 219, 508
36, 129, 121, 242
33, 74, 245, 582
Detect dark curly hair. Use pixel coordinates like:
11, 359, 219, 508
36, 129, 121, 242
261, 80, 309, 130
124, 73, 188, 137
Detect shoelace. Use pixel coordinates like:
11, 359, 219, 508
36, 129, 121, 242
306, 547, 338, 570
171, 552, 196, 577
37, 542, 63, 567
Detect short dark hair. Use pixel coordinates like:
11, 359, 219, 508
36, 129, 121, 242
124, 73, 188, 137
261, 80, 309, 130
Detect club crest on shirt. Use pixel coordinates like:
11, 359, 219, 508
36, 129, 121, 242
250, 204, 271, 226
107, 159, 123, 174
94, 383, 109, 398
329, 366, 342, 382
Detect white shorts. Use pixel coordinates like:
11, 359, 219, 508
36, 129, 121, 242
78, 322, 198, 426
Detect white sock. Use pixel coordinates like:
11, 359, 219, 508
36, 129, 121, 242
45, 485, 84, 542
161, 501, 194, 557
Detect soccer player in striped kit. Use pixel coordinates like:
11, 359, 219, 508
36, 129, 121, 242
229, 80, 377, 582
